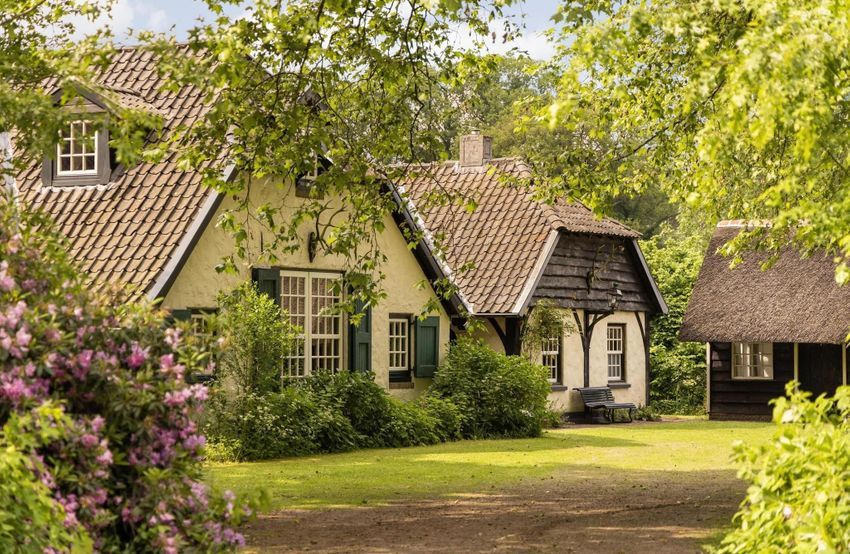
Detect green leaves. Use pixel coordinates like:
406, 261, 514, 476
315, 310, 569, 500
547, 0, 850, 269
719, 384, 850, 552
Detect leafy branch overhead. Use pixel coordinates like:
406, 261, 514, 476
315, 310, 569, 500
544, 0, 850, 277
140, 0, 520, 312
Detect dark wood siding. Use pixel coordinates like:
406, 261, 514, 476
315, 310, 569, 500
708, 342, 794, 420
532, 233, 654, 312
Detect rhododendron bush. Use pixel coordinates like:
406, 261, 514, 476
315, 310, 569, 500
0, 197, 254, 551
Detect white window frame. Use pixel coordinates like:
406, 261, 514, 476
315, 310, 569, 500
541, 336, 561, 384
56, 120, 98, 176
732, 342, 774, 380
280, 270, 344, 377
388, 317, 410, 372
607, 324, 625, 382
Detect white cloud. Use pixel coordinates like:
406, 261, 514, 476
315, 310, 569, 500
67, 0, 170, 40
450, 20, 556, 61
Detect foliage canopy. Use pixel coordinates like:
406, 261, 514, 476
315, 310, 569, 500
547, 0, 850, 274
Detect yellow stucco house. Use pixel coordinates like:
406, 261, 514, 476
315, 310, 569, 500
17, 46, 667, 416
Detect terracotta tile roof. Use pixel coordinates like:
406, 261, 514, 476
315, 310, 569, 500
16, 45, 215, 297
399, 158, 639, 315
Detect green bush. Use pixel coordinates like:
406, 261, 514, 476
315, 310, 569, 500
375, 397, 440, 448
206, 370, 460, 461
717, 383, 850, 552
204, 387, 357, 461
298, 370, 395, 446
428, 338, 551, 438
213, 283, 297, 395
416, 395, 463, 441
0, 403, 92, 552
641, 224, 708, 414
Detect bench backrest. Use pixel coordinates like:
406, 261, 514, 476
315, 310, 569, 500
576, 387, 615, 404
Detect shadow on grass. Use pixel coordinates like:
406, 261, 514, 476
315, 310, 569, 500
240, 466, 746, 553
207, 421, 772, 511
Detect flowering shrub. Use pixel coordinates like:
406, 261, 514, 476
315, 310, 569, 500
718, 383, 850, 552
0, 402, 92, 551
0, 198, 254, 551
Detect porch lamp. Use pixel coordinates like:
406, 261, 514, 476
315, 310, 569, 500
607, 282, 623, 311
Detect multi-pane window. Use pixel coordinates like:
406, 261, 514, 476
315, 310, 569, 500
281, 271, 342, 377
607, 324, 625, 381
541, 337, 561, 384
732, 342, 774, 379
389, 318, 410, 372
57, 121, 97, 175
190, 312, 214, 344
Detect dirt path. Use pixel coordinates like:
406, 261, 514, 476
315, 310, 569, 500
240, 467, 743, 553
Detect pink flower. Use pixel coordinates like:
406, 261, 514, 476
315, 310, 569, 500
15, 326, 31, 348
90, 415, 105, 433
165, 327, 182, 349
80, 434, 99, 448
0, 261, 14, 291
126, 342, 149, 369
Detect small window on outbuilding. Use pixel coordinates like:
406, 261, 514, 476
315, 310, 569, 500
732, 342, 774, 380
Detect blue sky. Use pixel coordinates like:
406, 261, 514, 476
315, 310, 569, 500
82, 0, 562, 59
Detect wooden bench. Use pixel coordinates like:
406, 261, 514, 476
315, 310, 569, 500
575, 387, 637, 423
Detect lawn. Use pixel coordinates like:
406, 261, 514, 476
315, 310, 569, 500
206, 419, 772, 511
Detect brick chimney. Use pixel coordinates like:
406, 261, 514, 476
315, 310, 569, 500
459, 130, 493, 167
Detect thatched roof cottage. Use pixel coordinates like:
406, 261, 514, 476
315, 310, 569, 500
680, 222, 849, 420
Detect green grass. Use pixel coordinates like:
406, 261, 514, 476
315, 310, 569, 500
205, 420, 772, 510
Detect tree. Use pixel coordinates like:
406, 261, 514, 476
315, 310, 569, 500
640, 221, 710, 413
137, 0, 520, 313
544, 0, 850, 269
443, 54, 676, 236
0, 0, 156, 181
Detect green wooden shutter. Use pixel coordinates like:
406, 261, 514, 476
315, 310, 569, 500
349, 299, 371, 372
251, 267, 281, 307
414, 316, 440, 378
168, 308, 192, 323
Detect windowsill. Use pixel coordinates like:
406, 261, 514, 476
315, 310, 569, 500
731, 377, 774, 381
549, 384, 569, 392
608, 382, 630, 389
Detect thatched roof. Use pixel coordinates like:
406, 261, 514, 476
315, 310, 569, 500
679, 223, 850, 344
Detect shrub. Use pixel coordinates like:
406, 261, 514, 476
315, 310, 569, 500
0, 200, 252, 550
298, 370, 394, 446
416, 395, 462, 441
204, 387, 357, 461
718, 383, 850, 552
641, 224, 708, 414
375, 397, 440, 448
213, 283, 296, 395
428, 338, 551, 438
0, 403, 91, 551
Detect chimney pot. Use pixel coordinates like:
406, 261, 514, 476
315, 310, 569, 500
460, 131, 492, 167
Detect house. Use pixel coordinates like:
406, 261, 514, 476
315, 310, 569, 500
680, 221, 850, 420
14, 46, 667, 414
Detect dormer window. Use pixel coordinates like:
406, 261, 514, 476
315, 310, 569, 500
57, 121, 98, 176
42, 114, 111, 187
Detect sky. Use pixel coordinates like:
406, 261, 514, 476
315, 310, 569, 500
78, 0, 563, 60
